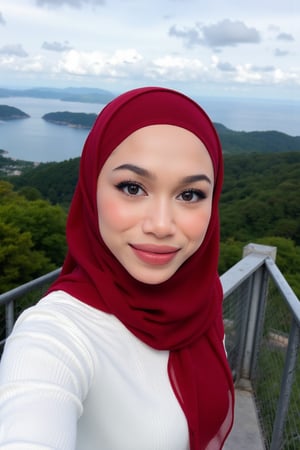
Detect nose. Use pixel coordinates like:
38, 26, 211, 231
142, 197, 176, 238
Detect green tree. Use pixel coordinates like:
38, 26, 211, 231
219, 238, 245, 275
0, 180, 18, 201
1, 199, 67, 266
0, 221, 54, 293
0, 181, 67, 291
18, 186, 42, 201
8, 158, 79, 205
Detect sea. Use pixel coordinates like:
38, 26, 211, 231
0, 96, 299, 163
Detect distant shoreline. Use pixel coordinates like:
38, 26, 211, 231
0, 86, 115, 105
42, 119, 91, 129
1, 95, 299, 163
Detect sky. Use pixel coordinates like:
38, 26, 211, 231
0, 0, 299, 100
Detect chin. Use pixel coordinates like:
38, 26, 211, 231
129, 269, 175, 285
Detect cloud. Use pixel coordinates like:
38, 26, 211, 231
0, 44, 28, 57
1, 50, 299, 91
169, 19, 261, 49
274, 48, 289, 57
202, 19, 261, 47
268, 25, 280, 33
250, 65, 275, 73
36, 0, 105, 7
216, 61, 236, 72
42, 41, 72, 52
169, 25, 202, 48
231, 63, 299, 87
148, 55, 206, 82
210, 54, 299, 88
56, 48, 143, 77
277, 32, 294, 42
0, 12, 6, 25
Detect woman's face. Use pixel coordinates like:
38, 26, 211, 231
97, 124, 214, 285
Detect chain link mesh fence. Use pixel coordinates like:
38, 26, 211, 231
223, 278, 252, 382
223, 274, 300, 450
253, 278, 300, 450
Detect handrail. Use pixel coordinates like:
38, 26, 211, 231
0, 268, 61, 306
220, 252, 267, 298
0, 268, 61, 336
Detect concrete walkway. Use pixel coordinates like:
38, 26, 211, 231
224, 389, 265, 449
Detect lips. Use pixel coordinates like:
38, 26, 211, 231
130, 243, 179, 265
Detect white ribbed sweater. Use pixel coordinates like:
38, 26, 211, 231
0, 291, 189, 450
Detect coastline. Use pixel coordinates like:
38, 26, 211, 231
42, 119, 91, 129
0, 96, 299, 163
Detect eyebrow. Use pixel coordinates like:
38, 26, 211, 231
181, 174, 212, 185
113, 164, 153, 178
113, 163, 212, 184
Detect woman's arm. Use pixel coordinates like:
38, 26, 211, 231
0, 303, 94, 450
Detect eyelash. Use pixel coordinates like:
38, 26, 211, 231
115, 181, 207, 203
116, 181, 146, 196
178, 189, 207, 202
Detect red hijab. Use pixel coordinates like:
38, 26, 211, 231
49, 87, 234, 449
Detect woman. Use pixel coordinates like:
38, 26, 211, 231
0, 87, 234, 449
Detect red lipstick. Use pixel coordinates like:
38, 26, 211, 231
130, 244, 179, 265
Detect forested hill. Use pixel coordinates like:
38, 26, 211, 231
221, 151, 300, 241
0, 105, 30, 120
1, 151, 299, 295
5, 152, 300, 235
215, 123, 300, 153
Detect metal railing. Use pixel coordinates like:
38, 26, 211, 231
0, 243, 299, 449
222, 243, 300, 450
0, 268, 61, 351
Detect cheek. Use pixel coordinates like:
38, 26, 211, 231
181, 206, 212, 244
97, 194, 139, 234
98, 196, 125, 230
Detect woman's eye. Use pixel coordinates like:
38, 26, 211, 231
178, 189, 206, 202
116, 181, 146, 196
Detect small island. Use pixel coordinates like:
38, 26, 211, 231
42, 111, 97, 129
0, 105, 30, 120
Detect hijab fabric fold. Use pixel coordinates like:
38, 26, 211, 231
49, 87, 234, 449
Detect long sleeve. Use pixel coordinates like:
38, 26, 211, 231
0, 302, 94, 450
1, 292, 189, 450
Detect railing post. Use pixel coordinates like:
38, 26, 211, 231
5, 300, 15, 337
0, 268, 61, 346
233, 275, 253, 384
239, 244, 277, 383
